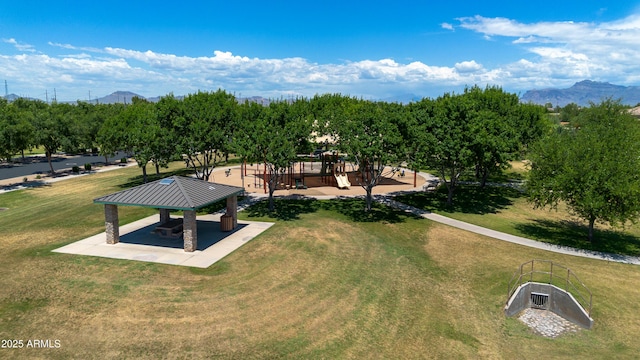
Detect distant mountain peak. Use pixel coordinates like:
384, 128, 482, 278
111, 90, 142, 96
91, 91, 145, 104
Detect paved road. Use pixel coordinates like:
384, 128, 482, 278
0, 152, 128, 181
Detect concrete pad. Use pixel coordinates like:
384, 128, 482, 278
53, 213, 274, 268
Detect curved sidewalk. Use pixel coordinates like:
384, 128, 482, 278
376, 195, 640, 266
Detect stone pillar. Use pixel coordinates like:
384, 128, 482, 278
226, 195, 238, 228
105, 204, 119, 244
183, 210, 197, 252
159, 208, 171, 224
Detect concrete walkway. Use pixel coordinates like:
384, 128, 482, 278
376, 193, 640, 265
53, 212, 274, 268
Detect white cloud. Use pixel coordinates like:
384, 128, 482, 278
4, 11, 640, 102
3, 38, 36, 52
1, 42, 486, 100
455, 14, 640, 89
441, 22, 454, 31
49, 42, 102, 53
455, 60, 483, 73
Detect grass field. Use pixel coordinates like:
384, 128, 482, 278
396, 184, 640, 257
1, 164, 640, 358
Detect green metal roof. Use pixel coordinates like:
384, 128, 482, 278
93, 176, 244, 210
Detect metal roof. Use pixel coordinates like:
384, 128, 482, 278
94, 176, 244, 210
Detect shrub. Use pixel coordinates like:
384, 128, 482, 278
84, 163, 92, 171
120, 157, 127, 164
72, 166, 80, 174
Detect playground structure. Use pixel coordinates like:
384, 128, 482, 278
220, 152, 424, 195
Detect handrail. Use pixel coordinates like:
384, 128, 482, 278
507, 259, 592, 316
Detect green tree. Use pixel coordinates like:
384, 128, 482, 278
153, 94, 183, 174
70, 101, 108, 154
178, 90, 237, 181
0, 99, 35, 162
527, 99, 640, 242
245, 99, 311, 212
118, 97, 158, 182
559, 102, 581, 125
513, 102, 550, 154
232, 100, 265, 188
27, 100, 74, 174
422, 92, 474, 206
96, 103, 127, 164
399, 99, 429, 178
464, 86, 520, 187
331, 98, 403, 211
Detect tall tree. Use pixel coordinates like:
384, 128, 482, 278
424, 93, 474, 206
0, 99, 35, 162
118, 97, 158, 182
178, 90, 237, 181
96, 103, 127, 164
464, 86, 520, 187
527, 99, 640, 242
28, 100, 74, 174
331, 98, 403, 211
71, 101, 107, 154
153, 94, 183, 174
246, 99, 311, 212
401, 98, 432, 179
513, 102, 550, 154
233, 100, 264, 167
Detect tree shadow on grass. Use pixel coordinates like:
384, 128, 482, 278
244, 197, 414, 223
396, 184, 523, 215
515, 219, 640, 257
320, 197, 415, 223
244, 198, 321, 221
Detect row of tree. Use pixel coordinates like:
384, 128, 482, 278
0, 86, 549, 211
3, 89, 639, 240
0, 98, 121, 172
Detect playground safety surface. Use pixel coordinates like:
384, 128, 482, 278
209, 165, 429, 197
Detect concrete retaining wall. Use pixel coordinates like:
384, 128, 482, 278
505, 282, 593, 329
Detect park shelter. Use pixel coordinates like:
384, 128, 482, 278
93, 176, 244, 252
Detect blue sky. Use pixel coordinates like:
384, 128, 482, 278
1, 1, 640, 102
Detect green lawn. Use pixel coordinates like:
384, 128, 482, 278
1, 164, 639, 358
397, 184, 640, 257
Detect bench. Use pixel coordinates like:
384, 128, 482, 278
153, 218, 184, 239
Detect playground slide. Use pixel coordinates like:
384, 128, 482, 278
335, 174, 351, 189
341, 174, 351, 188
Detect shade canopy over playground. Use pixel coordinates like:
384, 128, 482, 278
94, 176, 244, 252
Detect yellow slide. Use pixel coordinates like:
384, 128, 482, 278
335, 174, 351, 189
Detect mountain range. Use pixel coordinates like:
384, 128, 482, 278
520, 80, 640, 107
4, 80, 640, 107
84, 91, 274, 106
